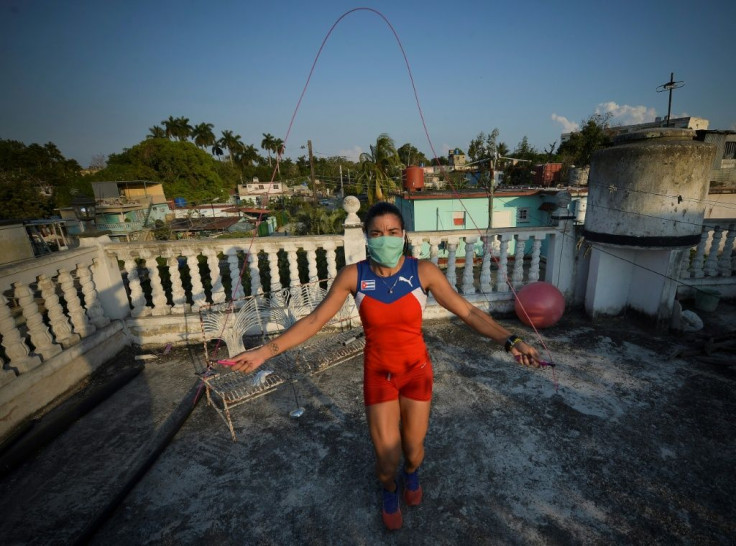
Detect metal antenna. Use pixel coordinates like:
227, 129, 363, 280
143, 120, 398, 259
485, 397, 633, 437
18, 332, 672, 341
656, 72, 685, 127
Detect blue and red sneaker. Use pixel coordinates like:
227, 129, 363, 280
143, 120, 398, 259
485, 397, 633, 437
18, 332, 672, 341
382, 482, 402, 530
402, 468, 423, 506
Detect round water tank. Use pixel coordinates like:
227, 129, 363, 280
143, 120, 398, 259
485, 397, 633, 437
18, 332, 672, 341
402, 166, 424, 192
174, 197, 187, 208
583, 128, 716, 248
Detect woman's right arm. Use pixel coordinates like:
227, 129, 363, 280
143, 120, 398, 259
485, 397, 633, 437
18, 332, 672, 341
228, 265, 357, 374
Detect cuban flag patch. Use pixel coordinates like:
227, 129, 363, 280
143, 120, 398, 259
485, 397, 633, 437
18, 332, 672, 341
361, 279, 375, 291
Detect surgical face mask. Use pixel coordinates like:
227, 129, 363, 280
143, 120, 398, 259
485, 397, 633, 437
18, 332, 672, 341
366, 234, 405, 268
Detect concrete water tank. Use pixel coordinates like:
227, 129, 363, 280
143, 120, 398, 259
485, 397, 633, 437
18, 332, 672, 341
583, 128, 716, 248
402, 166, 424, 192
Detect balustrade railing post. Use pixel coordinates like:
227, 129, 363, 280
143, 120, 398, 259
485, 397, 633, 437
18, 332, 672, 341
187, 253, 207, 311
77, 262, 110, 326
461, 236, 477, 294
226, 248, 244, 300
429, 239, 440, 266
719, 224, 735, 277
446, 241, 458, 292
167, 254, 187, 312
342, 196, 366, 265
59, 268, 97, 335
704, 225, 722, 277
0, 294, 41, 372
690, 226, 708, 279
497, 235, 511, 292
206, 250, 226, 304
248, 251, 261, 297
529, 238, 542, 283
286, 246, 300, 287
38, 274, 78, 348
480, 234, 493, 293
267, 250, 282, 293
121, 257, 147, 316
324, 242, 338, 288
14, 281, 62, 360
512, 235, 528, 288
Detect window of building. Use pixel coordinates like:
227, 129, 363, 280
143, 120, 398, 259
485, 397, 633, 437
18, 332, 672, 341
517, 208, 529, 223
273, 184, 280, 190
258, 184, 265, 190
724, 141, 736, 160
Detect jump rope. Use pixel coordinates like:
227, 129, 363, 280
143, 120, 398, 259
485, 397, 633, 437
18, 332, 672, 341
203, 7, 589, 392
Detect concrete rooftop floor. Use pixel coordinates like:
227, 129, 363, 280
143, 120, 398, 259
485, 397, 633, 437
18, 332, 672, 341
1, 299, 735, 545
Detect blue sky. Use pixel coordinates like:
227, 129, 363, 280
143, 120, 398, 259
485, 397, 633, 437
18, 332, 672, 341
1, 0, 734, 167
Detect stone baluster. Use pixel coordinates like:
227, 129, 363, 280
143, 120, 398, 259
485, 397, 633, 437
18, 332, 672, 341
690, 226, 708, 279
704, 226, 722, 277
58, 268, 96, 336
187, 253, 207, 310
122, 257, 147, 316
446, 240, 458, 292
226, 248, 244, 300
167, 255, 187, 312
77, 261, 110, 327
306, 245, 319, 282
0, 293, 41, 372
141, 253, 169, 315
409, 236, 422, 259
528, 237, 543, 283
248, 251, 262, 297
497, 235, 511, 292
38, 274, 78, 348
461, 236, 477, 294
324, 242, 338, 288
267, 249, 282, 293
429, 239, 440, 266
14, 282, 62, 360
512, 235, 528, 288
480, 235, 494, 294
718, 224, 735, 277
286, 246, 301, 287
206, 250, 226, 304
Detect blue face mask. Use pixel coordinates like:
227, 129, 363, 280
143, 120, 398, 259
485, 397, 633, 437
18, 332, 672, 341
366, 235, 405, 268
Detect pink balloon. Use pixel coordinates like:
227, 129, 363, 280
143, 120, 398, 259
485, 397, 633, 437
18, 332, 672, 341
514, 282, 565, 328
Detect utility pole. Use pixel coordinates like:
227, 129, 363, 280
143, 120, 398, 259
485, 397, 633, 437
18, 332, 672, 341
339, 164, 344, 197
656, 72, 685, 127
307, 139, 317, 203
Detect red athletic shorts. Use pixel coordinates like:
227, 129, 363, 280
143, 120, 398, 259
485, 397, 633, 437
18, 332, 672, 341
363, 352, 433, 406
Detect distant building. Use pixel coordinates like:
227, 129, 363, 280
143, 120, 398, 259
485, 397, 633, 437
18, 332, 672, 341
695, 130, 736, 188
90, 180, 171, 241
448, 148, 467, 170
237, 178, 286, 206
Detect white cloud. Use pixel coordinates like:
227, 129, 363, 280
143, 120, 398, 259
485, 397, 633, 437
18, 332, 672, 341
338, 146, 363, 162
595, 101, 656, 125
551, 113, 579, 133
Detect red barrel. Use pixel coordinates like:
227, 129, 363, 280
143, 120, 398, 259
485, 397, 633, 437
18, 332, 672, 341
402, 166, 424, 192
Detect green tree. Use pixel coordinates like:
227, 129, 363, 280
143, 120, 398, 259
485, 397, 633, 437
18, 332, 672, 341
556, 113, 614, 166
161, 116, 192, 141
397, 143, 429, 166
92, 139, 230, 203
147, 125, 166, 139
467, 129, 500, 164
513, 136, 537, 161
260, 133, 275, 166
358, 133, 402, 203
192, 122, 216, 150
0, 139, 83, 219
219, 130, 244, 164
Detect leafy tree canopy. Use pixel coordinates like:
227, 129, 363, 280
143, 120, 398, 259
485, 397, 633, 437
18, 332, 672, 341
397, 143, 429, 167
556, 113, 614, 167
0, 138, 84, 219
89, 139, 235, 203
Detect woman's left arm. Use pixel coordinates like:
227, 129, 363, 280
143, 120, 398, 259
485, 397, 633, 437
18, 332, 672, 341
418, 261, 540, 367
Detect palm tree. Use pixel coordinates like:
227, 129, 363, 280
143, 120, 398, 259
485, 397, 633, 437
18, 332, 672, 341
261, 133, 276, 166
192, 122, 216, 149
358, 133, 402, 203
162, 116, 178, 140
173, 116, 193, 142
219, 130, 244, 164
147, 125, 166, 139
273, 138, 285, 175
236, 144, 259, 168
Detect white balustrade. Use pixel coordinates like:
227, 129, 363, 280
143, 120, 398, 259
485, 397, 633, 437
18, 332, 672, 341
704, 226, 722, 277
718, 224, 735, 277
14, 282, 62, 360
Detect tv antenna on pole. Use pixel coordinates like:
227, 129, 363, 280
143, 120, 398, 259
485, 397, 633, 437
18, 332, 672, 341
656, 72, 685, 127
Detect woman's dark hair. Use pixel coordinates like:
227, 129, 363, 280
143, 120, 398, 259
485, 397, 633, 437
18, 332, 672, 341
363, 201, 404, 232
